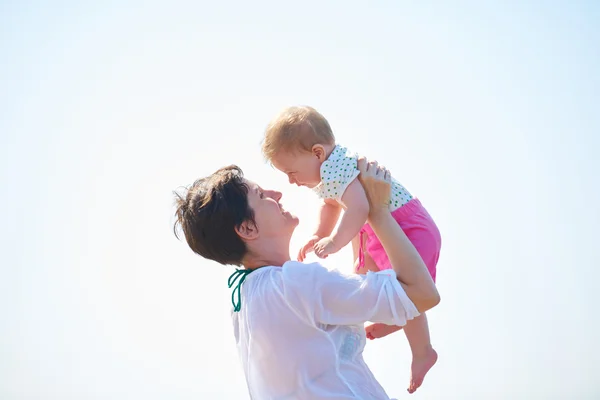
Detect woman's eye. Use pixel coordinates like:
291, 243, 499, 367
259, 191, 264, 199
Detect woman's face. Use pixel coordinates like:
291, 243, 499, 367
245, 179, 299, 241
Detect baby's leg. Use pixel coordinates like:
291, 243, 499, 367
351, 233, 361, 271
362, 241, 404, 339
356, 232, 404, 336
365, 322, 403, 339
403, 313, 438, 394
357, 247, 405, 338
366, 204, 441, 394
367, 286, 437, 394
354, 252, 380, 274
353, 232, 380, 274
402, 213, 440, 393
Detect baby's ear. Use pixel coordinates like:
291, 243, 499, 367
235, 220, 259, 240
312, 144, 326, 161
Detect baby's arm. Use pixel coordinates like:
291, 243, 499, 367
298, 199, 341, 261
334, 178, 370, 249
315, 199, 343, 238
314, 179, 369, 257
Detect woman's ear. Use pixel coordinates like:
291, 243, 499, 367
312, 144, 326, 161
235, 220, 259, 240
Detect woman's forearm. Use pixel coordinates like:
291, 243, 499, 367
368, 210, 440, 312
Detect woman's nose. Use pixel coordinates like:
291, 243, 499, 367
267, 190, 282, 201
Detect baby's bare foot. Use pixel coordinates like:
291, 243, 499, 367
408, 346, 438, 394
364, 323, 403, 340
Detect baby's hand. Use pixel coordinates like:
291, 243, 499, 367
314, 237, 339, 259
298, 235, 321, 262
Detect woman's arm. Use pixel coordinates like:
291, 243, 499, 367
358, 158, 440, 313
284, 159, 439, 327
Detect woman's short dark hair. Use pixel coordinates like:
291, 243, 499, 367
173, 165, 255, 266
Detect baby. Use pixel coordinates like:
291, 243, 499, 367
261, 106, 442, 394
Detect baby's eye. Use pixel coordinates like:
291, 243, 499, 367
259, 191, 265, 199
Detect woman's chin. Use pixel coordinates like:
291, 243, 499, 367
285, 213, 300, 229
288, 213, 300, 226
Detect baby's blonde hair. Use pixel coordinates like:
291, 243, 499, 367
262, 106, 335, 161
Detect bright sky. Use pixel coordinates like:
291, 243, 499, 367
1, 1, 599, 399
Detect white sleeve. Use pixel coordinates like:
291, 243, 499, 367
317, 155, 360, 201
281, 262, 419, 327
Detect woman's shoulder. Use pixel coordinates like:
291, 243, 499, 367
260, 261, 357, 289
281, 261, 357, 286
248, 262, 328, 282
281, 260, 327, 275
280, 261, 331, 284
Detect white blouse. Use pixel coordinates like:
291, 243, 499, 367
232, 261, 420, 399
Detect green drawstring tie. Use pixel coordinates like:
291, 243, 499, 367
228, 268, 253, 312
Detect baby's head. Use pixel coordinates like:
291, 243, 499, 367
262, 106, 336, 188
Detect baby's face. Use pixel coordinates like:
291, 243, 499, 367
271, 150, 323, 188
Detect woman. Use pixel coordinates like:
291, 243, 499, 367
173, 158, 439, 399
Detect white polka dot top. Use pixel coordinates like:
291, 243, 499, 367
312, 144, 413, 211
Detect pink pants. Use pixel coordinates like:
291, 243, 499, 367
358, 199, 441, 282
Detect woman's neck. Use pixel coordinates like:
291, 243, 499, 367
242, 248, 291, 270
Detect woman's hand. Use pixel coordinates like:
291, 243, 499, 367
357, 157, 391, 218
